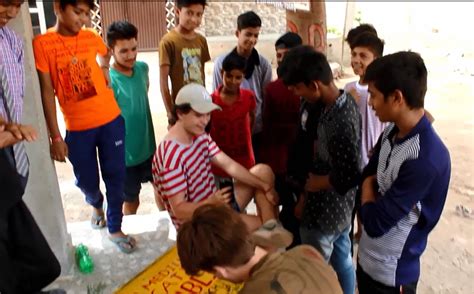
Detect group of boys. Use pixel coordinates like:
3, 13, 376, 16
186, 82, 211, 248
161, 3, 450, 294
0, 0, 451, 293
154, 0, 291, 248
156, 2, 450, 294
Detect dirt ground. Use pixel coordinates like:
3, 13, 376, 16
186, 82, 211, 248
54, 6, 474, 293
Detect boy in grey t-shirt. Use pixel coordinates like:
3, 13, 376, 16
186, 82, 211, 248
212, 11, 272, 161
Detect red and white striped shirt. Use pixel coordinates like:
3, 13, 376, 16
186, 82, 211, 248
152, 134, 220, 227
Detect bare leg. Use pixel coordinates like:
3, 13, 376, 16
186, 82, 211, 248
235, 164, 278, 226
123, 199, 139, 215
240, 214, 261, 232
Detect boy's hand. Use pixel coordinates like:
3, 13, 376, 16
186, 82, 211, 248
101, 66, 112, 88
264, 186, 279, 205
211, 187, 232, 204
0, 127, 20, 148
348, 87, 361, 104
50, 140, 68, 162
5, 123, 38, 142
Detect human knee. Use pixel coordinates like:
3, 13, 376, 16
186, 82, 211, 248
250, 164, 275, 183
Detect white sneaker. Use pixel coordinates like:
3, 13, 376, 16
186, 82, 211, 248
251, 219, 293, 249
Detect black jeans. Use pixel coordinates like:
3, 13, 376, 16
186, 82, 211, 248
0, 149, 61, 294
275, 174, 301, 249
357, 263, 418, 294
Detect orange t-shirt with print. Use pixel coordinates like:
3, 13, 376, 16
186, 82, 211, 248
33, 28, 120, 131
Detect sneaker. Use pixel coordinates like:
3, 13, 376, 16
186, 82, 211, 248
251, 219, 293, 249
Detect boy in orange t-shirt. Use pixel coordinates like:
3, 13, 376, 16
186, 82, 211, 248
33, 0, 135, 253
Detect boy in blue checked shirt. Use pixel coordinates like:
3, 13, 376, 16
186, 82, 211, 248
357, 51, 450, 294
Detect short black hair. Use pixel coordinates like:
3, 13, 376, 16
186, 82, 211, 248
237, 11, 261, 30
222, 54, 246, 73
365, 51, 427, 109
176, 0, 207, 9
350, 32, 384, 58
57, 0, 95, 10
280, 45, 333, 86
106, 20, 138, 48
346, 23, 377, 47
275, 32, 303, 49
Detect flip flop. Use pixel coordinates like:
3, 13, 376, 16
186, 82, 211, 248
109, 235, 136, 254
91, 212, 106, 230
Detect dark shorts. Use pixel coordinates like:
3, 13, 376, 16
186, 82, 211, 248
123, 156, 153, 202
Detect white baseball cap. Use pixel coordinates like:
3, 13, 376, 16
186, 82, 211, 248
175, 83, 221, 114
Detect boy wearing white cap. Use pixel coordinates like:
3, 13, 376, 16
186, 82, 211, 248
152, 83, 292, 248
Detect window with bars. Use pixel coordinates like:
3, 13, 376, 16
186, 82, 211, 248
90, 0, 102, 35
165, 0, 176, 32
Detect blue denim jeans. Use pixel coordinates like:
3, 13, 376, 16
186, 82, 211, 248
65, 116, 126, 234
300, 225, 355, 294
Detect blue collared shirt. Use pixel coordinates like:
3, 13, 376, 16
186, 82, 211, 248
0, 26, 24, 123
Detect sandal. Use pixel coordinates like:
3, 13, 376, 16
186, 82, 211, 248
109, 235, 137, 254
91, 212, 106, 230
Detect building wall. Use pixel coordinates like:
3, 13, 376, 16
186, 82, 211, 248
203, 2, 286, 37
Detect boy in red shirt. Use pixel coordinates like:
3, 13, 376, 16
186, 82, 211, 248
210, 54, 256, 181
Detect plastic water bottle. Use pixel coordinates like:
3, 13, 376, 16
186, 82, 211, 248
75, 243, 94, 274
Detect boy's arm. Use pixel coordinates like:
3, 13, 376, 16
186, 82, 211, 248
262, 59, 273, 87
249, 109, 256, 131
212, 56, 223, 92
166, 190, 223, 225
360, 160, 436, 238
145, 63, 150, 91
158, 39, 174, 120
37, 71, 68, 162
249, 91, 257, 131
361, 133, 383, 180
202, 38, 211, 86
159, 65, 173, 119
96, 33, 112, 88
327, 127, 361, 195
99, 55, 111, 88
306, 130, 361, 195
